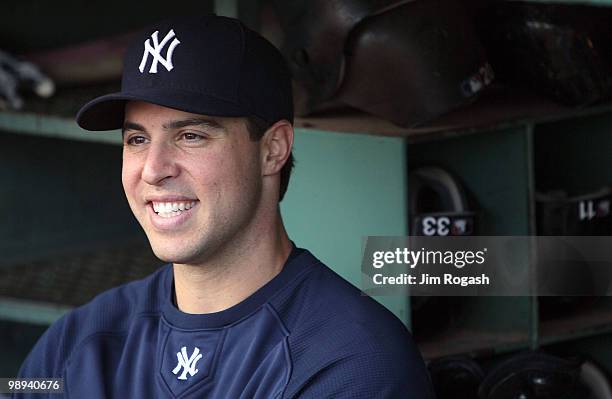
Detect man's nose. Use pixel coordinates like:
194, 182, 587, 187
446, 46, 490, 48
141, 141, 179, 185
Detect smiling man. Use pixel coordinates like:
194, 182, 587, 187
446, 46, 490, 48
16, 15, 433, 398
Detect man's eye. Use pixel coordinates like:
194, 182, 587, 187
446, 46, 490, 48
126, 136, 148, 145
182, 132, 205, 141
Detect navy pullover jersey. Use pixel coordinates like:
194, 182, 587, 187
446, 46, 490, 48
17, 248, 434, 398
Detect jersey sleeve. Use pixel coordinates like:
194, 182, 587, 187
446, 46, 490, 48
288, 350, 435, 399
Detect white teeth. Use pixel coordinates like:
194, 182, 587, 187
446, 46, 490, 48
151, 201, 197, 215
158, 210, 182, 218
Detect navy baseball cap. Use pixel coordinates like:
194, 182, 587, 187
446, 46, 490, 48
76, 15, 293, 131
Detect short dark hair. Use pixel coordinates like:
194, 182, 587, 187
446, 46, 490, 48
245, 116, 294, 202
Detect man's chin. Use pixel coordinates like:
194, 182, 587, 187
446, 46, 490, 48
146, 232, 227, 266
149, 242, 213, 266
150, 245, 195, 264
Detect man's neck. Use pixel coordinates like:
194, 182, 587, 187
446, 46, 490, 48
172, 220, 293, 314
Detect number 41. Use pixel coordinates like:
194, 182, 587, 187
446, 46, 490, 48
579, 200, 595, 221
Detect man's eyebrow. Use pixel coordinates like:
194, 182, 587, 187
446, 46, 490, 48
162, 118, 226, 131
122, 121, 145, 137
121, 118, 226, 137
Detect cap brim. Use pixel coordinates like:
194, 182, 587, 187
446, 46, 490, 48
76, 88, 246, 131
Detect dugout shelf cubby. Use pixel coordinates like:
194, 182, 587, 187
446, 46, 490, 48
533, 113, 612, 346
406, 124, 536, 359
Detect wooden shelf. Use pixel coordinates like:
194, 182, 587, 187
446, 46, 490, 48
418, 328, 530, 360
0, 298, 73, 326
0, 239, 163, 325
539, 304, 612, 345
0, 110, 121, 145
296, 88, 612, 142
0, 82, 121, 144
3, 86, 612, 146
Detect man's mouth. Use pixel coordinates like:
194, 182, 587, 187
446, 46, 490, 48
151, 201, 199, 218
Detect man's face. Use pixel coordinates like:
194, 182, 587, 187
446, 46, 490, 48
122, 101, 263, 264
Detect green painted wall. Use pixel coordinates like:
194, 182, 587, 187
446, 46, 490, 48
280, 129, 409, 325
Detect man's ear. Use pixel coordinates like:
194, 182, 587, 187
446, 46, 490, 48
260, 120, 294, 176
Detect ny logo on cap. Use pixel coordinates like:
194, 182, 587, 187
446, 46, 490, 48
139, 29, 181, 74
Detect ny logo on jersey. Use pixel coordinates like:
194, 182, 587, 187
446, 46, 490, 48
139, 29, 181, 74
172, 346, 203, 380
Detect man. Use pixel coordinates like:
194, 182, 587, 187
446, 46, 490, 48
17, 15, 433, 398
